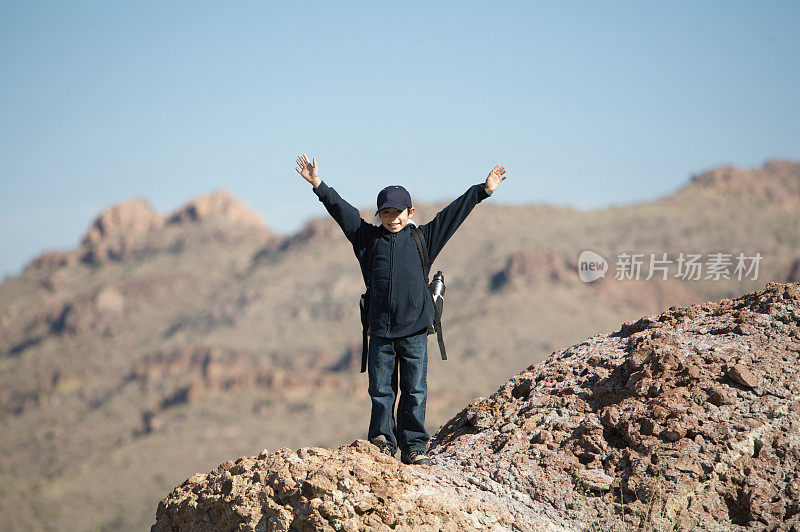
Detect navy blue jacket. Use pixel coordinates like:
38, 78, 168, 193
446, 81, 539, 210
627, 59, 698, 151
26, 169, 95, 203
313, 181, 490, 338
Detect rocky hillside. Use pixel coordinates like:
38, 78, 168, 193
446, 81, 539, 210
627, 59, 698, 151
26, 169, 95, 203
2, 160, 800, 530
152, 282, 800, 531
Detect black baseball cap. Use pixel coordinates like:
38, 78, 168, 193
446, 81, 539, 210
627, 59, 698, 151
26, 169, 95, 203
375, 185, 412, 215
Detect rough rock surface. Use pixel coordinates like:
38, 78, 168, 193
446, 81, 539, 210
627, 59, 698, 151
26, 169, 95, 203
434, 281, 800, 531
152, 282, 800, 531
151, 441, 569, 532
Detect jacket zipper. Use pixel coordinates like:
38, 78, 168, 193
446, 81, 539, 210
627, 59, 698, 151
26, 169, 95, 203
387, 233, 395, 331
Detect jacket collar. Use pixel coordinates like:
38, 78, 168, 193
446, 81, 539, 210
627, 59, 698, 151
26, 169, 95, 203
378, 222, 415, 235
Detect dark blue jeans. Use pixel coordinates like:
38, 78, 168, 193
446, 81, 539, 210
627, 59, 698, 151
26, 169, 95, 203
367, 329, 429, 453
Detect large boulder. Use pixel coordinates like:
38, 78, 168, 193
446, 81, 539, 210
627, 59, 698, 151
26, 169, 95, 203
152, 282, 800, 531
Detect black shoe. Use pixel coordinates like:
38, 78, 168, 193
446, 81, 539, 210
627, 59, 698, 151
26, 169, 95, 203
401, 449, 433, 466
370, 435, 396, 458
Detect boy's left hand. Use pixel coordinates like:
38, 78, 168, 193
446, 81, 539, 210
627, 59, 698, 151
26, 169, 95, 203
485, 164, 508, 193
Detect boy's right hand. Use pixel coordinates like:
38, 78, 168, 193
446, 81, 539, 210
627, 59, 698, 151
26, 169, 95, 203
295, 154, 321, 188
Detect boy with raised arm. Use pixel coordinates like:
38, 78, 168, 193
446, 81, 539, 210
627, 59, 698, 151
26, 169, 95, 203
295, 154, 508, 465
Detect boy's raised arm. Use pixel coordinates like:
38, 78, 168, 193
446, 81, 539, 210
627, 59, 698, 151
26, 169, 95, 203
296, 154, 368, 244
421, 164, 508, 263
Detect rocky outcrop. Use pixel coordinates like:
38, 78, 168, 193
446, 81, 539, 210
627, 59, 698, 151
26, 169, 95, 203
23, 198, 164, 270
167, 189, 266, 228
24, 191, 274, 270
683, 159, 800, 207
24, 249, 80, 271
151, 441, 568, 532
78, 198, 166, 263
152, 282, 800, 531
82, 198, 165, 247
434, 281, 800, 530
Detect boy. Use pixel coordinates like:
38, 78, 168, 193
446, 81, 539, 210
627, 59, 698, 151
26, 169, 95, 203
295, 154, 508, 465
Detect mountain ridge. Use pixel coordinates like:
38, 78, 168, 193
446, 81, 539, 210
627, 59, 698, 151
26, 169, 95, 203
21, 159, 800, 275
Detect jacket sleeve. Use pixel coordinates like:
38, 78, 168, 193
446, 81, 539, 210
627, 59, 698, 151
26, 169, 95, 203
313, 181, 373, 246
420, 183, 490, 263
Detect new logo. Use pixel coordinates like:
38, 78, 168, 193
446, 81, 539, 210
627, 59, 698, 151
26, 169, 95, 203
579, 251, 608, 283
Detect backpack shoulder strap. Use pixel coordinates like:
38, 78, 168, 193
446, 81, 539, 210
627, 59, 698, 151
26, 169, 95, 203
411, 225, 447, 360
410, 225, 431, 283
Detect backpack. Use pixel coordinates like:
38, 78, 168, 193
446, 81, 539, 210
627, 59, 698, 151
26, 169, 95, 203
358, 225, 446, 373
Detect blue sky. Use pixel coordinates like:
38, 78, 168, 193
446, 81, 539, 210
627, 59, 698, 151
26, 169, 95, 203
1, 1, 798, 279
